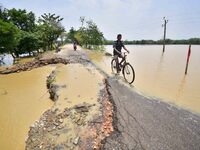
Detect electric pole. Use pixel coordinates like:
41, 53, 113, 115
162, 17, 168, 53
80, 16, 85, 28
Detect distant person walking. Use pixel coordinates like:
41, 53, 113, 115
113, 34, 129, 72
73, 41, 77, 51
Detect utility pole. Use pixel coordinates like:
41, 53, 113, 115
185, 44, 191, 75
80, 16, 85, 28
162, 17, 168, 53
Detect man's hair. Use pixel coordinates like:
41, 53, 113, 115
117, 34, 122, 38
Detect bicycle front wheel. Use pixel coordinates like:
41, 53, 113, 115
111, 59, 118, 74
122, 63, 135, 84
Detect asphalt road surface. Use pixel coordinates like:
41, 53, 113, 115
102, 78, 200, 150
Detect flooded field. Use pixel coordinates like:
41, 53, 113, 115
0, 66, 54, 150
89, 45, 200, 114
0, 54, 35, 66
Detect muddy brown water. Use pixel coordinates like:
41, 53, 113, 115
0, 61, 104, 150
53, 63, 104, 111
0, 66, 55, 150
89, 45, 200, 114
0, 44, 199, 149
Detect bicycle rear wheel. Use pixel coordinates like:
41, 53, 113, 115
111, 59, 118, 74
122, 63, 135, 84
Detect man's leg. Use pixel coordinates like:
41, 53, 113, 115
114, 55, 120, 73
119, 55, 125, 66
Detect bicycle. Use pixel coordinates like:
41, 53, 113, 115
111, 52, 135, 84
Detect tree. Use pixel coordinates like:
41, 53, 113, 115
74, 19, 104, 49
0, 5, 9, 21
38, 13, 65, 50
7, 8, 36, 32
1, 6, 66, 59
0, 19, 19, 56
86, 20, 104, 46
17, 31, 41, 56
74, 29, 87, 46
67, 27, 77, 42
189, 38, 200, 44
39, 13, 63, 24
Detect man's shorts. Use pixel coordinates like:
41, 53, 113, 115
113, 54, 123, 59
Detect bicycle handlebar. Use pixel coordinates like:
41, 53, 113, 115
123, 52, 129, 54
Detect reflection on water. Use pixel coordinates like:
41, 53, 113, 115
153, 52, 164, 85
90, 45, 200, 114
0, 54, 35, 67
0, 66, 54, 150
0, 54, 14, 66
176, 75, 187, 99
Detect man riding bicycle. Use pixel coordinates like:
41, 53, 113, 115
113, 34, 129, 73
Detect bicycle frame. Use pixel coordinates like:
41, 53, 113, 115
119, 52, 128, 68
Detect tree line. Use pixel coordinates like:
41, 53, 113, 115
66, 16, 105, 50
0, 5, 65, 58
104, 38, 200, 45
0, 5, 106, 59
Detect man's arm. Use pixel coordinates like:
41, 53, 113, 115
122, 43, 130, 53
113, 48, 122, 55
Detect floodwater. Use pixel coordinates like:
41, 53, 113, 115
0, 66, 54, 150
0, 54, 13, 66
89, 45, 200, 114
53, 63, 104, 111
0, 54, 34, 67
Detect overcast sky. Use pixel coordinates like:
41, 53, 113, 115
1, 0, 200, 40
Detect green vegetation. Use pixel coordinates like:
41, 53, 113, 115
0, 19, 19, 55
38, 13, 65, 50
46, 76, 56, 89
66, 17, 105, 50
0, 5, 65, 58
105, 38, 200, 45
1, 4, 105, 57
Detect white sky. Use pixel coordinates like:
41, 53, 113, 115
1, 0, 200, 40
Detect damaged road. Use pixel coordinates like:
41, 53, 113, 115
25, 45, 114, 150
102, 78, 200, 150
56, 45, 200, 150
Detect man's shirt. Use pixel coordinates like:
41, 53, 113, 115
113, 40, 124, 55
